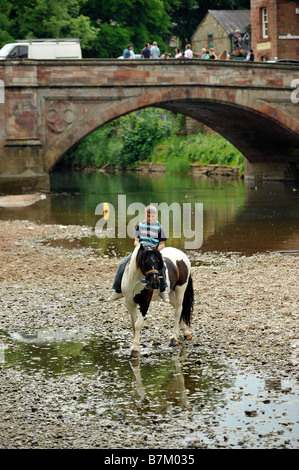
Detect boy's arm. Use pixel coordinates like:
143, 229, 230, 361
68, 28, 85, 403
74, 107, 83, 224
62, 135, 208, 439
157, 241, 165, 251
158, 225, 167, 250
134, 237, 140, 247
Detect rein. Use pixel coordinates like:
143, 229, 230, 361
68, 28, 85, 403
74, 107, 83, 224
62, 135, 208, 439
132, 269, 162, 306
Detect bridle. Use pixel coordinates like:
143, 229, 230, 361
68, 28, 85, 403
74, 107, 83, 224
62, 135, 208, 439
144, 269, 160, 277
132, 268, 162, 305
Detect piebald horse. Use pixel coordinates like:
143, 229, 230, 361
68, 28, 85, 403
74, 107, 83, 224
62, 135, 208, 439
121, 244, 194, 358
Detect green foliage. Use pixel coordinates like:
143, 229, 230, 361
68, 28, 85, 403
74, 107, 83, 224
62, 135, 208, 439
0, 0, 13, 44
60, 109, 244, 174
61, 108, 174, 169
150, 126, 244, 173
114, 109, 174, 168
1, 0, 97, 49
82, 0, 177, 58
0, 0, 251, 56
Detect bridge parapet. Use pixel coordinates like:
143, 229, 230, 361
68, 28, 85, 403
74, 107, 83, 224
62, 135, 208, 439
0, 59, 298, 192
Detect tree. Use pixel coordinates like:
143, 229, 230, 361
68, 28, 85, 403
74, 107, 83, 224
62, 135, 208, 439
0, 0, 13, 45
1, 0, 97, 49
81, 0, 179, 58
0, 0, 251, 57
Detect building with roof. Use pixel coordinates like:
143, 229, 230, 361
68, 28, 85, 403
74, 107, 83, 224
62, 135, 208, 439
191, 10, 251, 57
251, 0, 299, 62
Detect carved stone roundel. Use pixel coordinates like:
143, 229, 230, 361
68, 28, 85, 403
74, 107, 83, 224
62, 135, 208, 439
46, 101, 76, 134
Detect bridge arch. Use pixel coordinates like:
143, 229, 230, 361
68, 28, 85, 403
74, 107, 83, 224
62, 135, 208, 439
1, 60, 299, 190
45, 84, 299, 175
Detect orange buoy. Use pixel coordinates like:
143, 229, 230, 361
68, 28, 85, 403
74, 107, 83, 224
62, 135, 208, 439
103, 202, 110, 220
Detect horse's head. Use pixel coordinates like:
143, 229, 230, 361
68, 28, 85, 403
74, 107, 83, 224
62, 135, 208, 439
137, 244, 164, 289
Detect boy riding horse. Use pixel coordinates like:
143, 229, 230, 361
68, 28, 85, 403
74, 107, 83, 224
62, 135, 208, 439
108, 205, 170, 303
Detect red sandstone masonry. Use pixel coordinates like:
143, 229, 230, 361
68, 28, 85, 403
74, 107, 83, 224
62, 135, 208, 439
0, 60, 298, 185
251, 0, 299, 61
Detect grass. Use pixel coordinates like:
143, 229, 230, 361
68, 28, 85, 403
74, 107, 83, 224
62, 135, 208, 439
151, 133, 244, 174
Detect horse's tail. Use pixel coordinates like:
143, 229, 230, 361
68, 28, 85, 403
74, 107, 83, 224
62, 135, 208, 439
180, 275, 194, 326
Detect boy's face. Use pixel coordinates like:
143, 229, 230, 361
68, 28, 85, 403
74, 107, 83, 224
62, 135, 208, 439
146, 211, 157, 224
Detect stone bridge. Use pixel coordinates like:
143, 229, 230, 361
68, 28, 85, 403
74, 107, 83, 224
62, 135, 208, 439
0, 59, 298, 192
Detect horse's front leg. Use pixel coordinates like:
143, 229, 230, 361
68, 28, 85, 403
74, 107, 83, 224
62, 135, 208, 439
125, 299, 138, 336
130, 311, 145, 358
130, 288, 153, 359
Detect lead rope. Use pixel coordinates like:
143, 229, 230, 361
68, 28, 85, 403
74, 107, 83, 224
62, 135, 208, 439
132, 270, 164, 307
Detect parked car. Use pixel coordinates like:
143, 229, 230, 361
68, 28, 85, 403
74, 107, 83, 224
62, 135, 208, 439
0, 38, 82, 60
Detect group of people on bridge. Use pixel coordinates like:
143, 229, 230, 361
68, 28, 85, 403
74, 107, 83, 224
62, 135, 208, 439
122, 35, 254, 62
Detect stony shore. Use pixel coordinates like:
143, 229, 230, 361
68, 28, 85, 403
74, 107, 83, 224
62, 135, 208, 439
0, 219, 298, 449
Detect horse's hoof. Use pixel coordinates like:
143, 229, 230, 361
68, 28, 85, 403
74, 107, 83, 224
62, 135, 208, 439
130, 350, 140, 359
184, 334, 192, 341
170, 338, 178, 347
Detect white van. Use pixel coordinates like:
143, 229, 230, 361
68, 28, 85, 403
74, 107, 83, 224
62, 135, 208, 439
0, 38, 82, 60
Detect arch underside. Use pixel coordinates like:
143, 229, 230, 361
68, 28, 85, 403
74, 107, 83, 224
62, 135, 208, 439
47, 95, 299, 171
155, 99, 299, 164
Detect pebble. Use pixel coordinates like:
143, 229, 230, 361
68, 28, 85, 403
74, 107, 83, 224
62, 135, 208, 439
0, 220, 298, 449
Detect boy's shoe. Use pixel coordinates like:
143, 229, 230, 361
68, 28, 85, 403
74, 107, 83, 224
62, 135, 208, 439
108, 290, 123, 301
159, 291, 170, 303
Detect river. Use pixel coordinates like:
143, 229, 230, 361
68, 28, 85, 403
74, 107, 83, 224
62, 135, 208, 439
0, 169, 299, 449
0, 170, 298, 255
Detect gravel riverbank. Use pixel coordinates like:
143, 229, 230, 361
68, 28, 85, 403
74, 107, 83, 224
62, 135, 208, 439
0, 219, 298, 449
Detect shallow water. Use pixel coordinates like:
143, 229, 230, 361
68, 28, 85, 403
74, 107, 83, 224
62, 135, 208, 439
1, 171, 298, 448
0, 171, 298, 255
1, 329, 298, 448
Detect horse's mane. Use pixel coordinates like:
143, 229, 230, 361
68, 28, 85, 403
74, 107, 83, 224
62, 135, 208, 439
127, 245, 142, 281
127, 244, 163, 281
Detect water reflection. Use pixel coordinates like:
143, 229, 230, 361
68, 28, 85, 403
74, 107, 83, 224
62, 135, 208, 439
0, 171, 298, 254
2, 329, 231, 419
2, 329, 298, 447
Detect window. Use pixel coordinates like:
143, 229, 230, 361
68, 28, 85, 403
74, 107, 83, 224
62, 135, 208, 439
7, 46, 18, 58
207, 34, 213, 49
7, 45, 28, 59
18, 46, 28, 59
262, 7, 268, 39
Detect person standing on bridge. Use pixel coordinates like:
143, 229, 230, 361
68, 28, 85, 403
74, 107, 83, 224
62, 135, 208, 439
150, 42, 160, 59
141, 43, 151, 59
129, 45, 136, 59
175, 48, 182, 58
209, 48, 217, 59
123, 44, 132, 59
219, 49, 230, 60
245, 49, 254, 61
184, 44, 193, 58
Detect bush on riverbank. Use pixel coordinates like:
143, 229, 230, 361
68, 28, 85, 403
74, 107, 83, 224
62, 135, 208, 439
60, 108, 174, 170
151, 133, 244, 173
59, 109, 244, 173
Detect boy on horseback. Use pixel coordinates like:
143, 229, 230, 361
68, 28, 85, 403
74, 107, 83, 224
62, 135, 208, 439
108, 205, 170, 303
